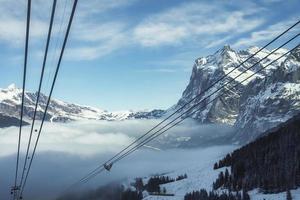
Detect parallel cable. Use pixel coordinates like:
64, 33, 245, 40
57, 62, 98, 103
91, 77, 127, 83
65, 36, 300, 191
13, 0, 31, 198
103, 19, 300, 165
18, 0, 57, 190
67, 22, 300, 188
80, 42, 300, 186
113, 35, 300, 164
45, 0, 68, 91
18, 0, 78, 198
115, 44, 300, 163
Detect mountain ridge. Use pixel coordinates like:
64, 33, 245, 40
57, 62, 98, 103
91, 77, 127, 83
174, 45, 300, 143
0, 84, 165, 123
1, 45, 299, 144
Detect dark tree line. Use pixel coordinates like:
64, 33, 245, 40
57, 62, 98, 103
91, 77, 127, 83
131, 174, 187, 193
132, 178, 144, 192
287, 190, 292, 200
184, 188, 250, 200
176, 173, 188, 181
213, 113, 300, 194
213, 169, 233, 190
121, 189, 143, 200
214, 154, 232, 170
146, 175, 175, 193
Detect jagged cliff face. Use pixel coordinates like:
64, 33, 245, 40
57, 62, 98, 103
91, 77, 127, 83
175, 45, 300, 143
234, 46, 300, 142
175, 46, 287, 124
176, 46, 242, 124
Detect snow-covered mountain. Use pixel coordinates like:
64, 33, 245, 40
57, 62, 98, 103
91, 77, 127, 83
0, 84, 165, 123
234, 47, 300, 142
174, 45, 300, 143
1, 45, 299, 143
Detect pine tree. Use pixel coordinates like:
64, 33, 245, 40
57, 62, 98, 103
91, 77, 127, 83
286, 189, 292, 200
242, 190, 250, 200
163, 187, 166, 194
225, 169, 230, 184
134, 178, 144, 191
214, 162, 218, 169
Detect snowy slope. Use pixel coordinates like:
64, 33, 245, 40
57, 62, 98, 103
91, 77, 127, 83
135, 145, 300, 200
122, 146, 236, 200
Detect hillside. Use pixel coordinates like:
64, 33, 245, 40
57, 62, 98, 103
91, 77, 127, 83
214, 112, 300, 193
124, 113, 300, 200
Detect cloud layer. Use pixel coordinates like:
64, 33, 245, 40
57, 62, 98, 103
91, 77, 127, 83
0, 119, 236, 200
0, 119, 233, 156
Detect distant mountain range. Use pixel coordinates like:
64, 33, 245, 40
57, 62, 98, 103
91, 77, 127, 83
1, 45, 299, 144
0, 84, 165, 125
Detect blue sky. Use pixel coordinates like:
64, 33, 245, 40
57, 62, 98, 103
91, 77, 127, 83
0, 0, 299, 111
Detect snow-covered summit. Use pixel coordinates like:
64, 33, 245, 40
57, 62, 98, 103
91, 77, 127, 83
7, 83, 17, 90
174, 45, 300, 142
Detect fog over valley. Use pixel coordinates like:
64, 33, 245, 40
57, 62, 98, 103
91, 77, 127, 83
0, 119, 235, 200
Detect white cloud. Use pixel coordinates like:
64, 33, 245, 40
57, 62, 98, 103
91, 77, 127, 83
65, 33, 128, 60
64, 2, 131, 61
133, 2, 264, 47
0, 120, 135, 156
0, 17, 25, 45
233, 19, 300, 48
0, 119, 233, 157
73, 22, 125, 42
65, 19, 131, 60
0, 9, 48, 46
134, 23, 188, 46
0, 0, 133, 48
77, 0, 137, 17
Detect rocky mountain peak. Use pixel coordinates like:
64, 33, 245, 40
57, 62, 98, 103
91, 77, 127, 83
218, 45, 234, 54
7, 83, 17, 90
214, 45, 238, 64
175, 45, 300, 143
193, 45, 240, 77
290, 46, 300, 60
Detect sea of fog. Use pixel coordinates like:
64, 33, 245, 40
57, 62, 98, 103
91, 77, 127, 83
0, 119, 237, 200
